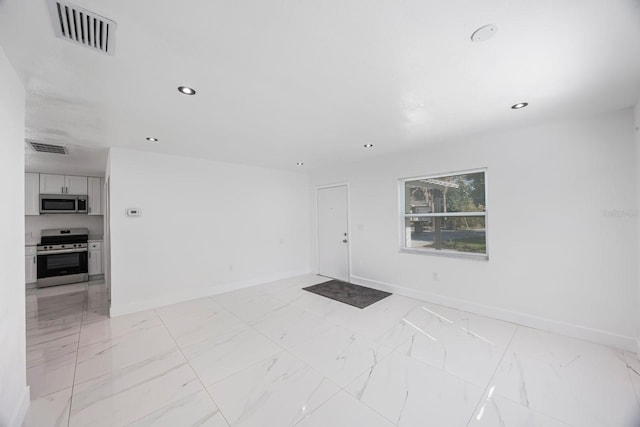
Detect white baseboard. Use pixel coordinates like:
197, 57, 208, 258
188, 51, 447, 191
110, 269, 310, 317
9, 385, 30, 427
351, 275, 637, 352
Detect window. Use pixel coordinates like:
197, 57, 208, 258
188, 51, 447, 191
400, 169, 487, 258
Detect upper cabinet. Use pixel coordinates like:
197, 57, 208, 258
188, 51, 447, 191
39, 173, 65, 194
88, 177, 103, 215
65, 175, 88, 195
40, 174, 88, 195
25, 173, 40, 216
29, 173, 103, 215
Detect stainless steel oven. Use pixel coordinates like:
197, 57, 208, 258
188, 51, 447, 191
37, 228, 89, 287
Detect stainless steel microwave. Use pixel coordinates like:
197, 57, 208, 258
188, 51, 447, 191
39, 195, 88, 214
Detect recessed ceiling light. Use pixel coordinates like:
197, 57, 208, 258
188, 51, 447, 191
146, 137, 158, 142
364, 144, 374, 148
296, 162, 304, 166
511, 102, 529, 109
178, 86, 196, 95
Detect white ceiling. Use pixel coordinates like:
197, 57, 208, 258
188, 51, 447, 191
25, 143, 108, 177
1, 0, 640, 171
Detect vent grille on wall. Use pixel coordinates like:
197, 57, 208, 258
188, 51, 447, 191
47, 0, 117, 55
26, 141, 69, 155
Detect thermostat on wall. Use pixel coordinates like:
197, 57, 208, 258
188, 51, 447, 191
126, 208, 141, 217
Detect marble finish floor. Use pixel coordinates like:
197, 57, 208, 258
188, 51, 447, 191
23, 275, 640, 426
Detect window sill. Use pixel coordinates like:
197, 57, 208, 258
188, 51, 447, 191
399, 247, 489, 261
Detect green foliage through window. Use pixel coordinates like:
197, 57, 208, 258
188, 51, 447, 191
401, 170, 487, 256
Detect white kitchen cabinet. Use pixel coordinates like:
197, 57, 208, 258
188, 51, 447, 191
40, 174, 65, 194
88, 177, 103, 215
25, 246, 37, 284
25, 173, 40, 215
88, 241, 103, 276
65, 175, 88, 195
40, 174, 88, 195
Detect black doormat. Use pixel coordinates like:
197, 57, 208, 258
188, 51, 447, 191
303, 279, 392, 309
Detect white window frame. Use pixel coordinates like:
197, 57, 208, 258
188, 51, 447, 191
398, 168, 488, 260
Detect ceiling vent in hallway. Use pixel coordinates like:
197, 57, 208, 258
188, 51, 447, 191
47, 0, 117, 55
26, 140, 69, 155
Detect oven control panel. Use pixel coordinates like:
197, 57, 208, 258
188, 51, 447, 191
37, 242, 88, 253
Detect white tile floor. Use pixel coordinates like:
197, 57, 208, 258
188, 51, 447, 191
23, 275, 640, 426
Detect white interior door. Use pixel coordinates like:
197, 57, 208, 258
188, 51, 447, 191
317, 185, 349, 282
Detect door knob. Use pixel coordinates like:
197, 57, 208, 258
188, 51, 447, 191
342, 239, 348, 243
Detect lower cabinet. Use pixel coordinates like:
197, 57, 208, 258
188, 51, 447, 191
25, 246, 37, 284
88, 241, 103, 276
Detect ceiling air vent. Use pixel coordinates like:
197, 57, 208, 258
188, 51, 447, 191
26, 141, 69, 155
47, 0, 117, 55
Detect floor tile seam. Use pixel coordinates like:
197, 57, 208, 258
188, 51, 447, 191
202, 345, 345, 425
169, 321, 249, 351
277, 295, 347, 322
66, 290, 88, 427
213, 292, 269, 312
27, 318, 84, 329
27, 382, 74, 403
27, 350, 80, 369
245, 300, 358, 353
337, 349, 405, 426
248, 314, 335, 351
27, 321, 82, 331
26, 312, 84, 320
464, 325, 519, 427
287, 300, 346, 322
121, 388, 217, 427
179, 319, 289, 386
26, 334, 81, 351
173, 313, 254, 357
224, 301, 337, 381
343, 321, 408, 353
625, 366, 640, 407
69, 348, 191, 399
219, 311, 347, 422
386, 344, 493, 390
470, 389, 574, 427
326, 322, 397, 355
267, 287, 306, 304
79, 316, 111, 327
283, 319, 363, 427
505, 343, 637, 379
243, 320, 347, 394
289, 387, 346, 427
475, 330, 615, 425
153, 308, 234, 427
75, 322, 171, 350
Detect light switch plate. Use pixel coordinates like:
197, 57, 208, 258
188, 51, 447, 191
126, 208, 141, 217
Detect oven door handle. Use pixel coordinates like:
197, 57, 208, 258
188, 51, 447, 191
38, 248, 88, 255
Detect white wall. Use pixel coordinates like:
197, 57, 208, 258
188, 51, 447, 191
635, 98, 640, 351
25, 214, 104, 245
310, 108, 638, 350
0, 45, 29, 426
108, 148, 310, 315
